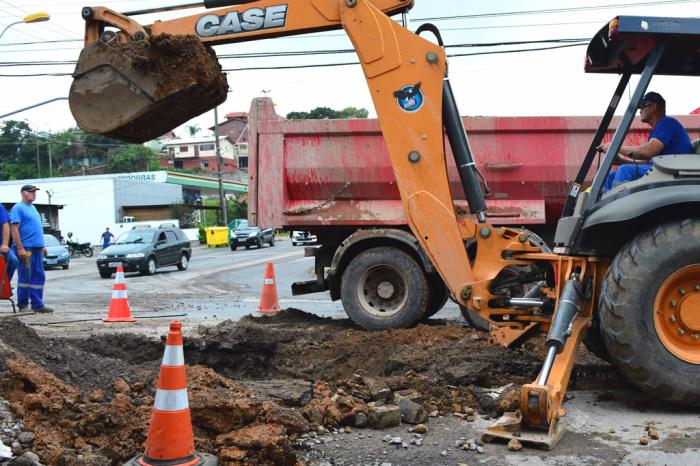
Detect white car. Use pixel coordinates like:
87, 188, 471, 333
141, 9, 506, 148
291, 231, 317, 246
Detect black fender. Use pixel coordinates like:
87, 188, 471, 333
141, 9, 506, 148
579, 183, 700, 254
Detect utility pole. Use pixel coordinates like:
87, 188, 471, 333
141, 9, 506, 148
47, 143, 53, 177
36, 144, 40, 176
214, 107, 228, 227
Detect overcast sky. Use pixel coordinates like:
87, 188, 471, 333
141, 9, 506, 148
0, 0, 698, 138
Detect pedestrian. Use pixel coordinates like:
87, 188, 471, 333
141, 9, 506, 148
10, 185, 52, 313
0, 203, 18, 288
101, 227, 114, 250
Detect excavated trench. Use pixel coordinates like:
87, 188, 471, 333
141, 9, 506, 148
0, 310, 624, 465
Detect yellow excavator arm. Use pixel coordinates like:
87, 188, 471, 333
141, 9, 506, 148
70, 0, 607, 450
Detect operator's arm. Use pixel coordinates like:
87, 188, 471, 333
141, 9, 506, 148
598, 138, 664, 163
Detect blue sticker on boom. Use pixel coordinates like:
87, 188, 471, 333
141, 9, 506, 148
394, 82, 424, 112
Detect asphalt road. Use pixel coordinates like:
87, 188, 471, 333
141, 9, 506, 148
17, 238, 459, 331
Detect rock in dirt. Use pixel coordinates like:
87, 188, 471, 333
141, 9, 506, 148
507, 438, 523, 451
13, 451, 42, 466
397, 399, 428, 425
413, 424, 428, 434
361, 375, 392, 402
367, 404, 401, 429
393, 389, 423, 405
17, 432, 34, 446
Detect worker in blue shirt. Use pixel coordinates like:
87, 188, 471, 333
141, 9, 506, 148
0, 203, 18, 287
101, 227, 114, 250
599, 92, 693, 192
10, 185, 52, 313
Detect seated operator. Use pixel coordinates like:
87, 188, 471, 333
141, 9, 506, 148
597, 92, 693, 192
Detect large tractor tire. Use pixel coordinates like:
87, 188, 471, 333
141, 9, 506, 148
422, 275, 449, 320
599, 219, 700, 406
341, 247, 429, 330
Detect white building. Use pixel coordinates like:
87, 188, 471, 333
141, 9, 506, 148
0, 173, 182, 244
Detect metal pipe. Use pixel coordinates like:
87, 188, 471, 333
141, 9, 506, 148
537, 346, 558, 386
442, 78, 487, 218
523, 281, 546, 299
124, 2, 203, 16
508, 297, 545, 308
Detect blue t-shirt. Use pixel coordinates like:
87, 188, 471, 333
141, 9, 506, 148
0, 204, 9, 246
649, 116, 693, 156
9, 202, 44, 248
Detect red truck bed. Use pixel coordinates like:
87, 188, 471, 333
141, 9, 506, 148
248, 97, 700, 231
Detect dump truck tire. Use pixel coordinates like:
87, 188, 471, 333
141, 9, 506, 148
341, 247, 428, 330
423, 275, 449, 319
459, 306, 491, 331
599, 218, 700, 407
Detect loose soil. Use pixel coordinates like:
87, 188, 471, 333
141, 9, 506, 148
72, 34, 228, 143
0, 310, 622, 465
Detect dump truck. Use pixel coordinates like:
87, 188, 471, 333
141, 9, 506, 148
69, 0, 700, 450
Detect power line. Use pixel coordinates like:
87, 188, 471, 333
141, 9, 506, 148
412, 0, 700, 22
0, 42, 590, 76
0, 38, 589, 68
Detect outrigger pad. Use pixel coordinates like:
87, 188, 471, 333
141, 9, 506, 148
481, 410, 564, 451
69, 35, 229, 143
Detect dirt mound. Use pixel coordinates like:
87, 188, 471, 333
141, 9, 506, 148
242, 308, 339, 326
0, 318, 158, 393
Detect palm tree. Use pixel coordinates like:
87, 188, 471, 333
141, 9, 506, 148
186, 124, 201, 137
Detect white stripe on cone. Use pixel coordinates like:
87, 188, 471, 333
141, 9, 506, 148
162, 345, 185, 367
115, 271, 125, 283
264, 278, 274, 285
112, 289, 128, 299
154, 388, 189, 411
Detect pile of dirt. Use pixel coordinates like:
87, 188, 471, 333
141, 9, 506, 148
0, 311, 623, 465
116, 34, 228, 101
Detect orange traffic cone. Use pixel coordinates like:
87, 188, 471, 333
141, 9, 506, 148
103, 265, 135, 322
258, 262, 280, 314
126, 322, 218, 466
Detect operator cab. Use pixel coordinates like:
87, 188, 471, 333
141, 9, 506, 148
554, 16, 700, 256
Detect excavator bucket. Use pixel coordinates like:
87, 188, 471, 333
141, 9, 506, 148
69, 35, 229, 143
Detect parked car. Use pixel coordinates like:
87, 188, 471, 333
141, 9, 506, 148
96, 226, 192, 278
291, 231, 317, 246
43, 234, 70, 270
230, 226, 274, 250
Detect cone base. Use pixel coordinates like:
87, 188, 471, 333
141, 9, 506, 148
124, 452, 219, 466
257, 305, 281, 314
103, 316, 136, 322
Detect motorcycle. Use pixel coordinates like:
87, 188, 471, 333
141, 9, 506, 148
62, 232, 94, 258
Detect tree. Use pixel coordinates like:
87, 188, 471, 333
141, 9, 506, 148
106, 145, 160, 173
186, 124, 201, 137
286, 106, 369, 120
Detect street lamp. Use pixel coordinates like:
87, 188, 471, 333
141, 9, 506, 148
0, 12, 50, 40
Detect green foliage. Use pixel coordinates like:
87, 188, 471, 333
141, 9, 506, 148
199, 197, 247, 227
106, 145, 160, 173
286, 106, 369, 120
186, 124, 201, 137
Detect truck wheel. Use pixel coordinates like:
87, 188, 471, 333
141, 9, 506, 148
422, 275, 449, 319
459, 306, 491, 331
270, 237, 275, 247
341, 247, 428, 330
599, 219, 700, 406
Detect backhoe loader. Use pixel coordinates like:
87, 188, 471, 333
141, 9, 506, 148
69, 1, 700, 449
